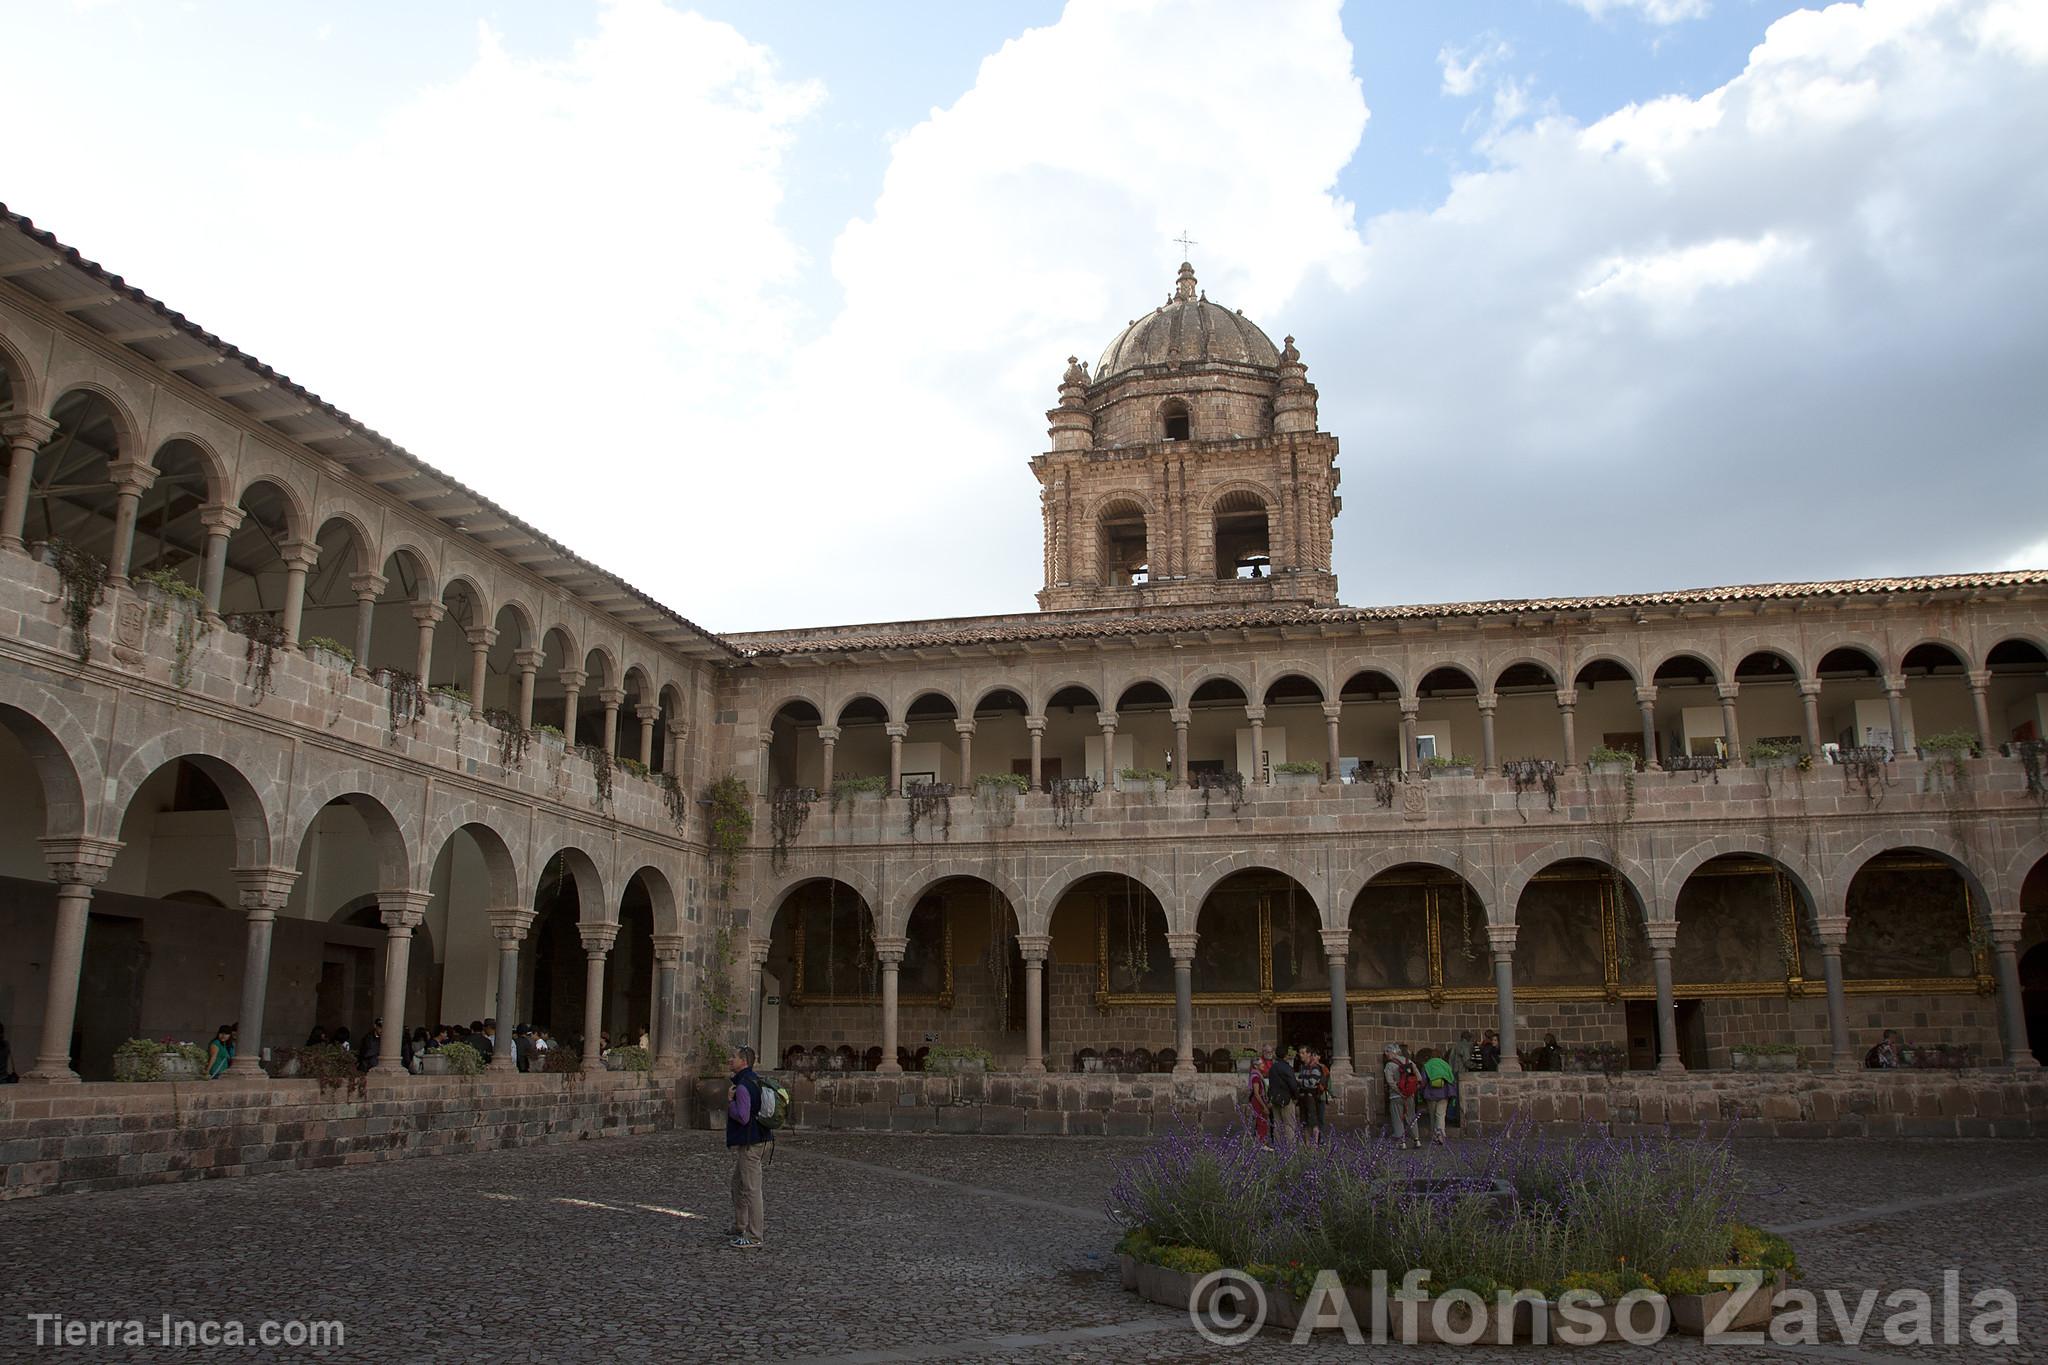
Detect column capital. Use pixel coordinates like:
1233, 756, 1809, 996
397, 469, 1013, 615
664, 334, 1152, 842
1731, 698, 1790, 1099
1882, 673, 1907, 695
488, 907, 536, 942
411, 600, 447, 627
873, 934, 908, 964
1716, 683, 1740, 703
512, 647, 545, 672
1644, 919, 1679, 952
1987, 910, 2025, 948
376, 888, 432, 928
748, 938, 772, 969
1319, 927, 1351, 958
1096, 710, 1119, 730
1024, 714, 1047, 734
815, 725, 841, 743
465, 625, 498, 650
1811, 914, 1850, 946
1967, 669, 1992, 692
651, 931, 688, 965
1798, 678, 1824, 698
1475, 694, 1498, 713
884, 722, 908, 739
196, 502, 246, 535
557, 666, 587, 689
0, 411, 60, 448
107, 458, 160, 495
1321, 701, 1344, 720
597, 686, 626, 708
278, 538, 321, 571
636, 703, 660, 723
1400, 698, 1420, 718
1015, 933, 1052, 962
578, 921, 620, 955
1484, 922, 1518, 954
1242, 705, 1265, 722
1553, 689, 1578, 709
1165, 930, 1199, 961
953, 718, 977, 736
349, 571, 388, 600
232, 865, 299, 912
1633, 685, 1658, 707
39, 836, 123, 886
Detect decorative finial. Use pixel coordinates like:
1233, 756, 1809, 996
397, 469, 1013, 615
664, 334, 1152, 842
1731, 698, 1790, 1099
1175, 260, 1198, 303
1062, 355, 1089, 386
1281, 335, 1300, 364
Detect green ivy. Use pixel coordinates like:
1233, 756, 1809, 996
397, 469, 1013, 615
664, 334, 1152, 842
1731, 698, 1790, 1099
974, 772, 1028, 793
300, 635, 356, 664
1274, 760, 1324, 775
705, 773, 753, 897
1119, 766, 1169, 782
135, 567, 204, 603
437, 1041, 485, 1076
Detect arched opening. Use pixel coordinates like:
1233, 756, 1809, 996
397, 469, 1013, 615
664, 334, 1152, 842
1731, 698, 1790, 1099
298, 517, 365, 662
218, 480, 296, 633
291, 792, 416, 1054
655, 683, 685, 775
902, 691, 960, 787
1649, 654, 1720, 764
1115, 681, 1174, 780
1336, 669, 1403, 778
26, 389, 126, 565
421, 822, 518, 1032
831, 695, 891, 789
766, 699, 823, 792
1160, 397, 1191, 442
1671, 854, 1821, 1068
1196, 869, 1321, 1053
365, 548, 432, 679
762, 878, 879, 1072
1098, 500, 1149, 587
620, 667, 656, 771
0, 706, 89, 1077
1347, 864, 1492, 1066
1815, 646, 1888, 754
124, 439, 216, 590
1045, 873, 1170, 1072
892, 877, 1021, 1069
1512, 859, 1651, 1070
574, 649, 614, 749
1184, 677, 1250, 782
1842, 849, 1998, 1065
524, 849, 605, 1057
1213, 490, 1270, 581
1572, 658, 1642, 765
1041, 685, 1101, 788
2021, 855, 2048, 1064
1898, 643, 1972, 754
968, 687, 1030, 786
1492, 662, 1563, 766
481, 604, 531, 722
1985, 639, 2048, 746
611, 871, 658, 1048
1415, 666, 1480, 772
1732, 650, 1803, 758
532, 626, 575, 738
429, 580, 487, 702
1263, 674, 1325, 778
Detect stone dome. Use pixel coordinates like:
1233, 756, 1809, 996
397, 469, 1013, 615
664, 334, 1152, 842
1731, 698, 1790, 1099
1094, 262, 1281, 382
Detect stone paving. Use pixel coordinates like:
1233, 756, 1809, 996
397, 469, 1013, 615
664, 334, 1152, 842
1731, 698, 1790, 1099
1, 1129, 2043, 1362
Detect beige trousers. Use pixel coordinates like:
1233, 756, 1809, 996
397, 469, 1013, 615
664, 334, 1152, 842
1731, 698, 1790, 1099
731, 1143, 765, 1238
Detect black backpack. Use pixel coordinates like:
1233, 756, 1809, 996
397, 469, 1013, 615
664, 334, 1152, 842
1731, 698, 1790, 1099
1265, 1061, 1300, 1106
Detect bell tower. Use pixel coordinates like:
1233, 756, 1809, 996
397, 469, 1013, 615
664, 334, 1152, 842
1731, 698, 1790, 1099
1032, 262, 1340, 612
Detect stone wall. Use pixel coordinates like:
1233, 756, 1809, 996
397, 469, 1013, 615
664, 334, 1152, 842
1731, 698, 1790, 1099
0, 1073, 676, 1201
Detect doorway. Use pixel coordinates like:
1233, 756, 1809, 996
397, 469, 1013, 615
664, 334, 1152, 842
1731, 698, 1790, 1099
1624, 998, 1710, 1069
1277, 1007, 1336, 1061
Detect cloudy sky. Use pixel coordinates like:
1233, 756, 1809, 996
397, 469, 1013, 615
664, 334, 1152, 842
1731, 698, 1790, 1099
7, 0, 2044, 630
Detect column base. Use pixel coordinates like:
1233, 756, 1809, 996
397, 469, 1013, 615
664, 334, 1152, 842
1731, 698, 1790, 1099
580, 1059, 605, 1076
489, 1057, 519, 1074
877, 1061, 903, 1075
227, 1058, 269, 1079
1497, 1058, 1523, 1074
371, 1063, 409, 1078
1328, 1059, 1354, 1080
1021, 1060, 1046, 1075
1172, 1061, 1197, 1078
20, 1066, 81, 1085
1655, 1058, 1686, 1075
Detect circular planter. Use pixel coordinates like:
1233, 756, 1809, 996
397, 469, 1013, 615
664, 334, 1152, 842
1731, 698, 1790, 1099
419, 1054, 452, 1076
1426, 765, 1476, 780
1273, 771, 1321, 788
1588, 760, 1635, 777
159, 1055, 200, 1080
1117, 777, 1168, 796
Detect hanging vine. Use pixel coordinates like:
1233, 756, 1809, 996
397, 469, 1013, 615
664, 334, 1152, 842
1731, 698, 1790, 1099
48, 541, 107, 663
905, 781, 954, 842
1371, 767, 1397, 809
657, 771, 687, 830
1502, 758, 1560, 821
693, 920, 740, 1075
1458, 879, 1480, 963
770, 787, 813, 870
705, 773, 753, 898
985, 896, 1015, 1023
384, 670, 426, 744
580, 743, 614, 806
487, 712, 530, 774
1837, 745, 1893, 808
228, 613, 285, 704
1051, 776, 1098, 830
1120, 878, 1150, 983
1197, 769, 1245, 818
1588, 763, 1640, 975
2015, 740, 2047, 802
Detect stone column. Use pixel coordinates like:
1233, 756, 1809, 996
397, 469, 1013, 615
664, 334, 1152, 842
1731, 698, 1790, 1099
228, 866, 299, 1077
1171, 709, 1192, 788
748, 939, 772, 1054
1645, 920, 1683, 1074
276, 539, 319, 650
817, 725, 840, 793
1717, 683, 1742, 765
875, 935, 906, 1073
1400, 702, 1420, 774
513, 648, 543, 729
1488, 923, 1522, 1073
554, 667, 585, 744
1245, 705, 1265, 784
1813, 914, 1854, 1070
1555, 689, 1579, 770
373, 890, 431, 1076
487, 909, 533, 1072
1882, 674, 1907, 756
886, 722, 907, 793
1798, 680, 1823, 755
756, 731, 775, 796
466, 627, 496, 708
0, 413, 60, 553
1988, 909, 2039, 1069
104, 459, 159, 586
598, 687, 625, 758
1322, 927, 1353, 1077
1096, 710, 1120, 785
1323, 701, 1344, 782
22, 837, 122, 1083
1018, 933, 1050, 1074
1967, 671, 1995, 754
1167, 931, 1198, 1076
196, 504, 244, 623
578, 921, 618, 1075
954, 719, 975, 786
636, 704, 659, 768
1635, 685, 1660, 770
411, 601, 445, 684
1025, 715, 1046, 791
349, 572, 385, 679
652, 932, 687, 1074
1476, 695, 1499, 776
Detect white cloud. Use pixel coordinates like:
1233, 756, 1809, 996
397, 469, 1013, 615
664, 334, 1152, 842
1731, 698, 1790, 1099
1440, 36, 1510, 98
1570, 0, 1712, 24
2006, 539, 2048, 571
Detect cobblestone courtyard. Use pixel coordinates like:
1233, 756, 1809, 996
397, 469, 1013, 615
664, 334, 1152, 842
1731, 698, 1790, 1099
3, 1130, 2044, 1362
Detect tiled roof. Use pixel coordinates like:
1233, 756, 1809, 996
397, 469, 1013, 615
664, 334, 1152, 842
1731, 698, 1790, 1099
730, 570, 2048, 659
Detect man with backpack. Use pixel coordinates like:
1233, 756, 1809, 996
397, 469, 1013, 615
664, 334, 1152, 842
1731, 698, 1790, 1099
1263, 1044, 1301, 1147
727, 1044, 778, 1248
1295, 1046, 1328, 1145
1381, 1043, 1422, 1149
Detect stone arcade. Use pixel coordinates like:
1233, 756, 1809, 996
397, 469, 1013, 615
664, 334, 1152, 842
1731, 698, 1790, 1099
1, 207, 2045, 1196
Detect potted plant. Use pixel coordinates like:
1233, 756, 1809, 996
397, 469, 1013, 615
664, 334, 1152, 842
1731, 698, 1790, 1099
113, 1037, 209, 1082
531, 723, 567, 752
1273, 760, 1323, 788
617, 756, 650, 781
429, 684, 472, 717
973, 771, 1028, 801
924, 1044, 995, 1074
1117, 766, 1169, 795
1745, 740, 1805, 771
606, 1044, 652, 1072
1234, 1046, 1259, 1074
1754, 1042, 1801, 1071
1587, 746, 1638, 777
300, 634, 356, 672
1424, 754, 1477, 780
831, 774, 887, 810
1728, 1045, 1753, 1070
